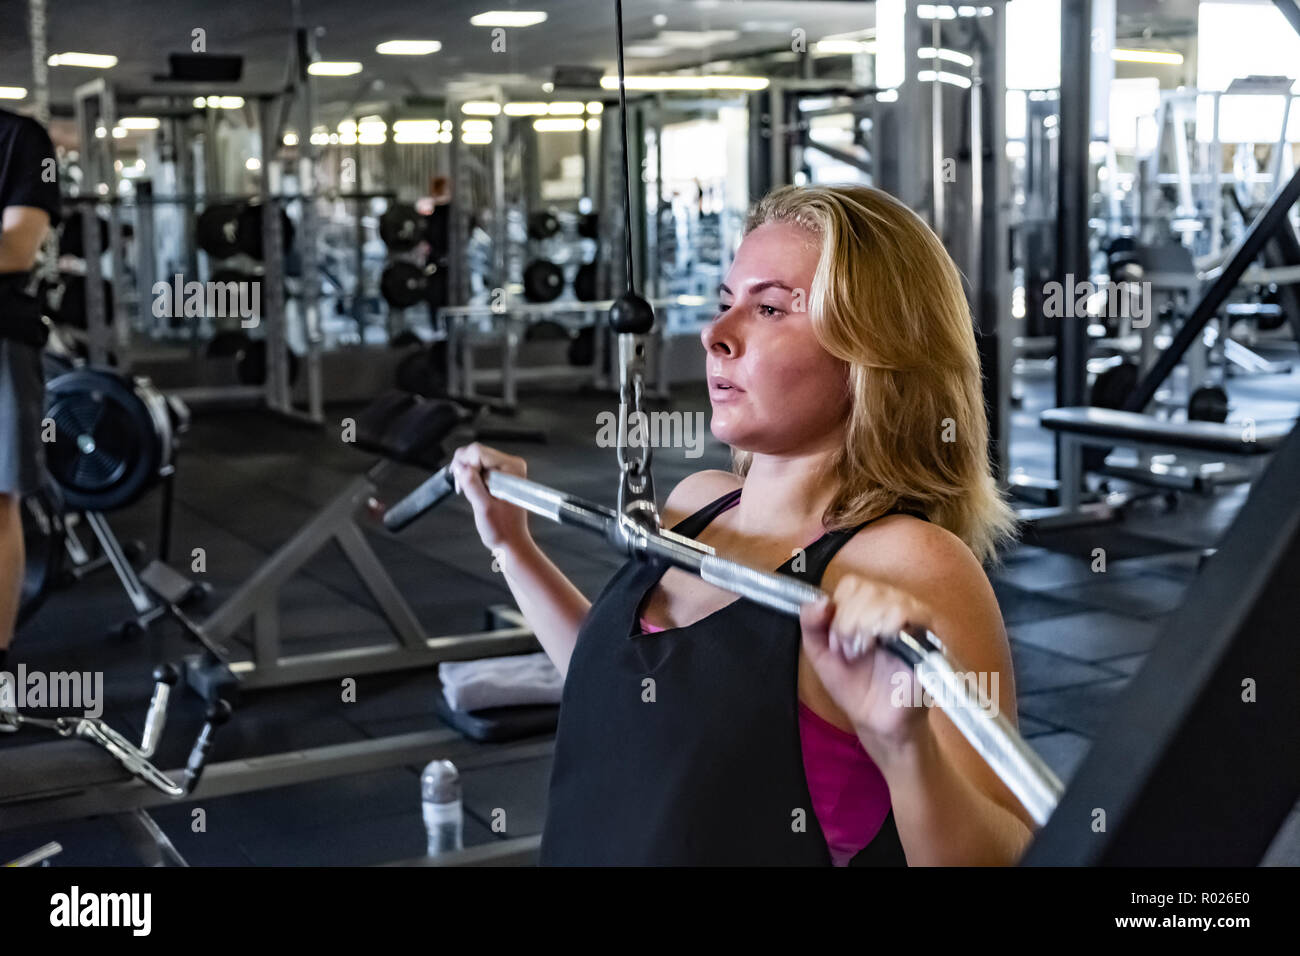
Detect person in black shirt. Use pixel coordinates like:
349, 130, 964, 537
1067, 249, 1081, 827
0, 107, 60, 672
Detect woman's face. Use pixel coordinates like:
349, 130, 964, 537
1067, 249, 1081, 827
702, 220, 849, 456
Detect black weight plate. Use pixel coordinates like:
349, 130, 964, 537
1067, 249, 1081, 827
59, 209, 110, 260
523, 259, 564, 303
17, 481, 65, 631
44, 368, 164, 513
1188, 384, 1229, 423
574, 261, 598, 302
1090, 361, 1138, 409
235, 339, 301, 386
52, 274, 114, 330
381, 261, 428, 309
380, 204, 425, 251
527, 210, 560, 241
567, 324, 595, 367
577, 212, 599, 240
236, 203, 296, 260
197, 203, 243, 258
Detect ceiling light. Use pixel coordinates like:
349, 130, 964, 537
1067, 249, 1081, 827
656, 30, 738, 49
118, 117, 161, 130
308, 61, 363, 76
918, 69, 972, 89
0, 87, 27, 99
48, 52, 118, 69
469, 11, 547, 28
461, 101, 502, 115
652, 14, 667, 27
461, 119, 494, 133
246, 158, 261, 171
625, 45, 671, 58
599, 75, 769, 92
586, 101, 604, 114
376, 40, 442, 55
111, 126, 127, 138
542, 82, 555, 93
283, 131, 299, 146
218, 96, 244, 109
547, 102, 585, 115
503, 102, 548, 115
877, 89, 899, 103
586, 118, 600, 131
534, 118, 585, 132
813, 39, 875, 55
461, 131, 493, 145
1112, 48, 1183, 65
918, 47, 974, 67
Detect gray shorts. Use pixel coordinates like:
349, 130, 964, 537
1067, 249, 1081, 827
0, 338, 46, 495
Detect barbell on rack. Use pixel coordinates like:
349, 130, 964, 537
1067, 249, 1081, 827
382, 466, 1066, 827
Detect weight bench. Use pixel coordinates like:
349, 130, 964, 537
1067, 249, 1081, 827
1040, 406, 1292, 514
169, 391, 542, 702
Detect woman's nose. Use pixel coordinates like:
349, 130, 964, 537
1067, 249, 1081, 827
701, 309, 738, 356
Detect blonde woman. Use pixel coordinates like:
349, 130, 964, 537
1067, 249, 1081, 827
450, 184, 1031, 866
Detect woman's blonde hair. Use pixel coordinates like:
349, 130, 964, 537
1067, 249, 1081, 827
736, 184, 1016, 564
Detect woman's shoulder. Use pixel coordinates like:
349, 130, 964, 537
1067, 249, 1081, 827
661, 470, 742, 526
829, 512, 997, 614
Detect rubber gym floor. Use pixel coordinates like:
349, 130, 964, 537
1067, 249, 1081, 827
4, 361, 1299, 865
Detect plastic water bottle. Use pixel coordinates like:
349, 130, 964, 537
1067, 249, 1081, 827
421, 759, 464, 856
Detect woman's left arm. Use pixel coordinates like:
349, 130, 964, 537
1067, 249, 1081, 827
801, 523, 1036, 865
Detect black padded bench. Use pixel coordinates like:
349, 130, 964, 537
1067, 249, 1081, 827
1039, 406, 1292, 513
1041, 406, 1290, 457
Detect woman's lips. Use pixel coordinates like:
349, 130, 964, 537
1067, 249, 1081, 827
708, 376, 744, 402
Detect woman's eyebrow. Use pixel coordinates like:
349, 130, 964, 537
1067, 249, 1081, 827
717, 280, 796, 296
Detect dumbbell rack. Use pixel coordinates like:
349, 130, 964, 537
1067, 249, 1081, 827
438, 295, 712, 411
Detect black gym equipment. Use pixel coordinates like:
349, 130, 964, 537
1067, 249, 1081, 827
58, 209, 109, 260
380, 261, 429, 309
196, 202, 243, 259
44, 368, 177, 514
1024, 416, 1300, 865
526, 210, 561, 241
235, 339, 302, 387
577, 212, 599, 240
394, 341, 449, 397
573, 261, 598, 302
522, 259, 564, 303
236, 202, 295, 260
567, 325, 596, 367
379, 204, 426, 251
1187, 383, 1230, 423
1123, 165, 1300, 414
48, 273, 114, 330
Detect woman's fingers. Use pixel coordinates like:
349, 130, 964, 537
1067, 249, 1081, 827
824, 575, 929, 662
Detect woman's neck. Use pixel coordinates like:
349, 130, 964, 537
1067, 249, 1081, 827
734, 449, 839, 540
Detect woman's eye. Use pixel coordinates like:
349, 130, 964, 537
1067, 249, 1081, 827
759, 304, 784, 317
715, 303, 730, 316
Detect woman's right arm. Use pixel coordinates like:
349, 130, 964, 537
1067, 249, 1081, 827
449, 443, 590, 678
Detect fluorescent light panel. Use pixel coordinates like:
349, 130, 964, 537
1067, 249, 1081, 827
48, 52, 118, 68
376, 40, 442, 55
598, 75, 769, 91
309, 61, 363, 76
469, 11, 547, 27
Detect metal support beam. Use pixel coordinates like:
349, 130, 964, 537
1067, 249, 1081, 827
1054, 0, 1093, 492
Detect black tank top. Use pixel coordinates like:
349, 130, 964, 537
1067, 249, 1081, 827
540, 488, 925, 866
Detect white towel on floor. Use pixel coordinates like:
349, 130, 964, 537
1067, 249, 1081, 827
438, 652, 563, 712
